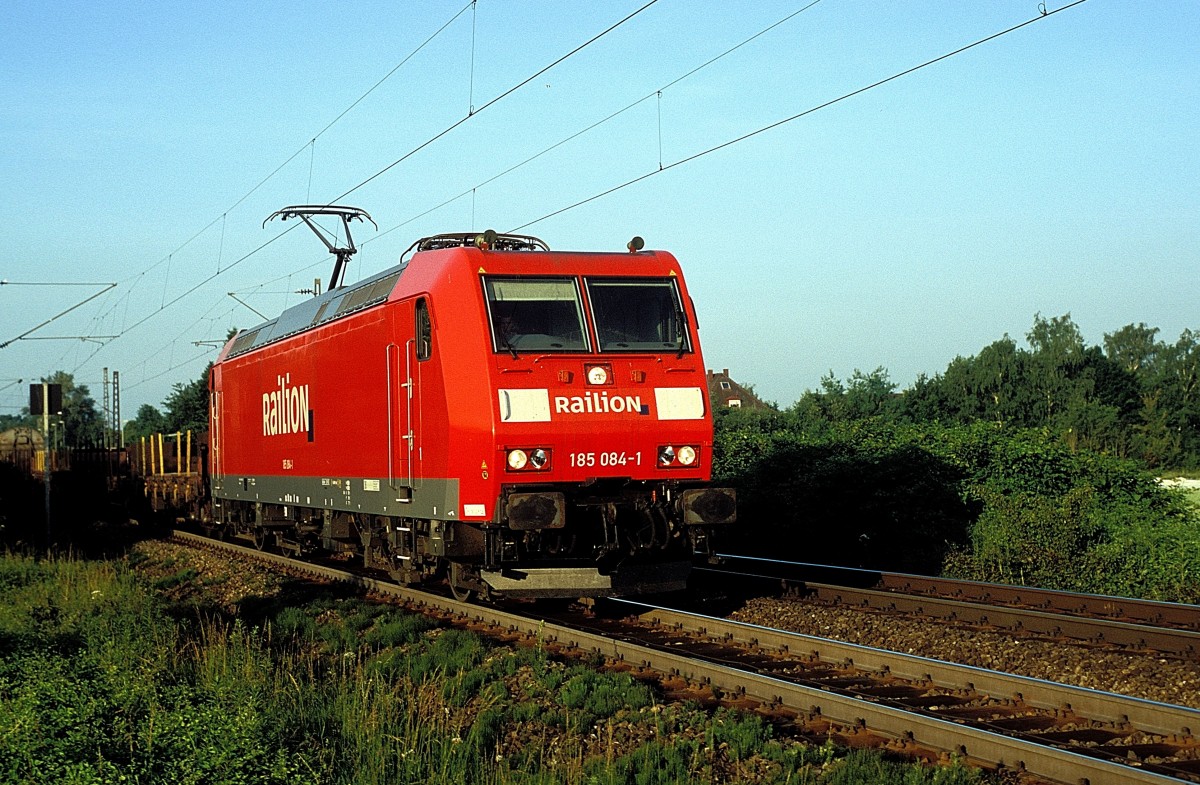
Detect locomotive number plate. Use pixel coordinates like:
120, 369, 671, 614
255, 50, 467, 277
569, 451, 642, 468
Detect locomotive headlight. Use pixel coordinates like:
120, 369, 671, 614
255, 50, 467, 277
507, 449, 529, 470
530, 448, 548, 469
677, 445, 697, 466
586, 365, 609, 385
657, 445, 676, 466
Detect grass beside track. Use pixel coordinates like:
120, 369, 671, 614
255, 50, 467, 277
0, 543, 993, 785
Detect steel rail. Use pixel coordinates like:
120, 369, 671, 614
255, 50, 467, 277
704, 558, 1200, 657
169, 532, 1195, 785
879, 574, 1200, 630
614, 602, 1200, 738
718, 555, 1200, 629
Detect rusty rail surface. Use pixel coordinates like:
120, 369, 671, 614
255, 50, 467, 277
705, 556, 1200, 657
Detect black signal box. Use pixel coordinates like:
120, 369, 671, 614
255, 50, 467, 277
30, 384, 62, 416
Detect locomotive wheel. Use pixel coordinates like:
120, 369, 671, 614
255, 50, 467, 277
448, 562, 477, 603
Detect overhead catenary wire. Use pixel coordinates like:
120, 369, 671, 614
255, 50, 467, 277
110, 1, 478, 294
193, 0, 1079, 322
510, 0, 1090, 232
68, 225, 305, 375
370, 0, 825, 245
127, 344, 221, 389
18, 336, 119, 342
75, 223, 302, 367
67, 0, 663, 379
122, 0, 1081, 362
312, 1, 476, 146
58, 4, 659, 394
21, 0, 1090, 410
329, 0, 663, 204
0, 283, 117, 349
122, 302, 241, 391
0, 281, 115, 287
56, 0, 479, 374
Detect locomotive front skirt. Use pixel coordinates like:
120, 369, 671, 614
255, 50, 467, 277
206, 231, 735, 599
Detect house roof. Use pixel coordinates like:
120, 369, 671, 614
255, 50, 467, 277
706, 368, 769, 409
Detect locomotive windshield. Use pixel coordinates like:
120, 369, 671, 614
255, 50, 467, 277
484, 277, 589, 354
483, 275, 690, 355
586, 277, 690, 353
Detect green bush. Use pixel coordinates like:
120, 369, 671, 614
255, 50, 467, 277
714, 409, 1200, 601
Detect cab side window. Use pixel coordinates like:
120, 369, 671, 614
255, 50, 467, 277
416, 298, 432, 360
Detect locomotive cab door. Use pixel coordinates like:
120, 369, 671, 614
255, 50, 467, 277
209, 378, 223, 488
388, 297, 430, 494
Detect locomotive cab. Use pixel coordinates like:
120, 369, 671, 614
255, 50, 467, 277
464, 254, 735, 597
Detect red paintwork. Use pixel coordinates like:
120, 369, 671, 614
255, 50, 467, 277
210, 244, 713, 522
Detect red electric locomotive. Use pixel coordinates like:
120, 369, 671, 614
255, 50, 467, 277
208, 207, 735, 599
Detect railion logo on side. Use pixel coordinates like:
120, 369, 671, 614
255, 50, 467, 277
553, 391, 648, 416
263, 373, 312, 438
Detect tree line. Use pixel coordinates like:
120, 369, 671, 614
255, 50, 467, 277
712, 314, 1200, 601
0, 366, 210, 448
791, 314, 1199, 470
6, 313, 1196, 468
0, 329, 234, 447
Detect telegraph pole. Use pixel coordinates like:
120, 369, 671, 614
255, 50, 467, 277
31, 382, 61, 547
41, 382, 50, 545
113, 370, 122, 448
103, 368, 111, 448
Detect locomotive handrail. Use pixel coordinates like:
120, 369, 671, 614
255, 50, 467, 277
385, 343, 397, 491
403, 338, 415, 491
385, 341, 416, 495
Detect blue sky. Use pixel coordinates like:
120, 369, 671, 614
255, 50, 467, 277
1, 0, 1196, 415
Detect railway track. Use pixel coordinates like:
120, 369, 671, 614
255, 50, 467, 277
703, 555, 1200, 658
168, 530, 1200, 784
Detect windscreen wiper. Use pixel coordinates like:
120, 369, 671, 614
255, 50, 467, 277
676, 309, 688, 358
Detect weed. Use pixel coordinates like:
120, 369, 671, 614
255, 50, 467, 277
362, 611, 435, 649
587, 738, 701, 785
152, 567, 198, 590
707, 707, 772, 761
0, 550, 51, 590
274, 605, 317, 641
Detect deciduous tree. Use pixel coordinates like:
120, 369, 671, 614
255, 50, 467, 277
163, 365, 210, 433
39, 371, 103, 448
124, 404, 167, 443
1104, 322, 1160, 375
